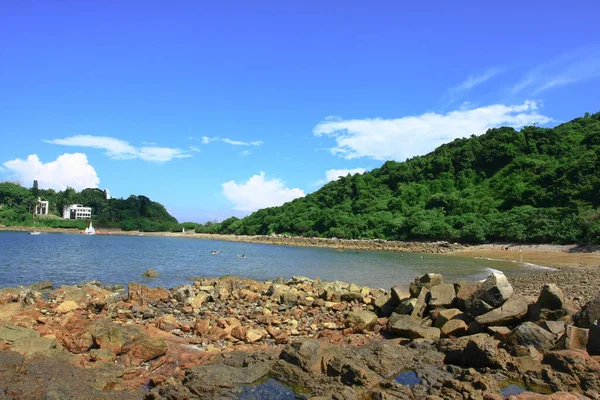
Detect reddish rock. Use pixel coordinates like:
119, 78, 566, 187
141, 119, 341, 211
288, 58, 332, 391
127, 283, 169, 304
194, 319, 210, 335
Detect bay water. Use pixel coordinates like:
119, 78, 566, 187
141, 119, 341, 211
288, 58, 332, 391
0, 231, 546, 289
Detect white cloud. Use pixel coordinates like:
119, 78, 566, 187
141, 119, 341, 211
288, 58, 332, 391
313, 101, 552, 161
222, 172, 305, 212
189, 145, 201, 152
449, 67, 504, 95
44, 135, 190, 162
202, 136, 218, 144
316, 168, 367, 186
201, 136, 263, 146
511, 49, 600, 94
3, 153, 100, 191
325, 168, 367, 182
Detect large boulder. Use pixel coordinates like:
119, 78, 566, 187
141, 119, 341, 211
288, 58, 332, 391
279, 340, 324, 374
560, 325, 589, 352
429, 284, 456, 308
345, 310, 378, 331
536, 284, 565, 311
455, 336, 512, 369
433, 308, 463, 328
506, 322, 557, 353
574, 294, 600, 329
388, 315, 440, 340
475, 297, 529, 326
409, 273, 443, 297
475, 272, 513, 307
390, 285, 410, 303
395, 298, 417, 315
410, 288, 430, 318
454, 282, 482, 310
440, 319, 468, 338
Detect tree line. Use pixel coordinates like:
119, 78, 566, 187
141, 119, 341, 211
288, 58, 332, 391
195, 112, 600, 244
0, 183, 184, 232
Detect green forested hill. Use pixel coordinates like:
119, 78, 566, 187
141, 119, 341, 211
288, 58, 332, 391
198, 112, 600, 244
0, 184, 183, 232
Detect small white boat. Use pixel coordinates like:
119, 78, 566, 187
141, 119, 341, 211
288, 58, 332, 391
84, 221, 96, 235
29, 231, 41, 235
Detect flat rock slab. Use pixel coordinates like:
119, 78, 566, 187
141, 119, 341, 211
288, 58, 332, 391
429, 284, 456, 308
0, 324, 40, 342
389, 316, 441, 340
475, 297, 529, 326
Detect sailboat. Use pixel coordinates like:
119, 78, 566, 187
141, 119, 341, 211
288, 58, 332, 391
84, 221, 96, 235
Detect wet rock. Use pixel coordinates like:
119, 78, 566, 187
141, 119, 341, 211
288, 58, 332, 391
142, 269, 159, 278
346, 310, 378, 331
574, 294, 600, 329
429, 284, 456, 308
182, 352, 274, 397
475, 296, 529, 326
506, 322, 557, 353
536, 284, 565, 311
475, 272, 513, 308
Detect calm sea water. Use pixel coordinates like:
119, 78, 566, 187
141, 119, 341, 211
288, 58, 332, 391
0, 231, 545, 289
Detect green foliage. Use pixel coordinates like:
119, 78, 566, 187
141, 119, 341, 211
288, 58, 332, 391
0, 183, 178, 232
203, 111, 600, 244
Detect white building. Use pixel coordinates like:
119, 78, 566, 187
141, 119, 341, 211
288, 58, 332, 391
35, 197, 49, 215
63, 204, 92, 220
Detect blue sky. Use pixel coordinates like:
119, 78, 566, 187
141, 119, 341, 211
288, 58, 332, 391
1, 1, 599, 222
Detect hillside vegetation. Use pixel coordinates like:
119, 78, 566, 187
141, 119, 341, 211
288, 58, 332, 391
198, 112, 600, 244
0, 184, 186, 232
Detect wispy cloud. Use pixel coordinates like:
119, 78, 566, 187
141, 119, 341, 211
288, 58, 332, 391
45, 135, 191, 162
449, 67, 504, 95
511, 48, 600, 94
314, 101, 552, 161
189, 145, 201, 152
200, 136, 263, 146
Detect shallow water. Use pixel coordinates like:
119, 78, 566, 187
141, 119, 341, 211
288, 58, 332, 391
0, 231, 547, 289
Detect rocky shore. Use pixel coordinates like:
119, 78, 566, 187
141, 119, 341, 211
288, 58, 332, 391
1, 270, 600, 399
